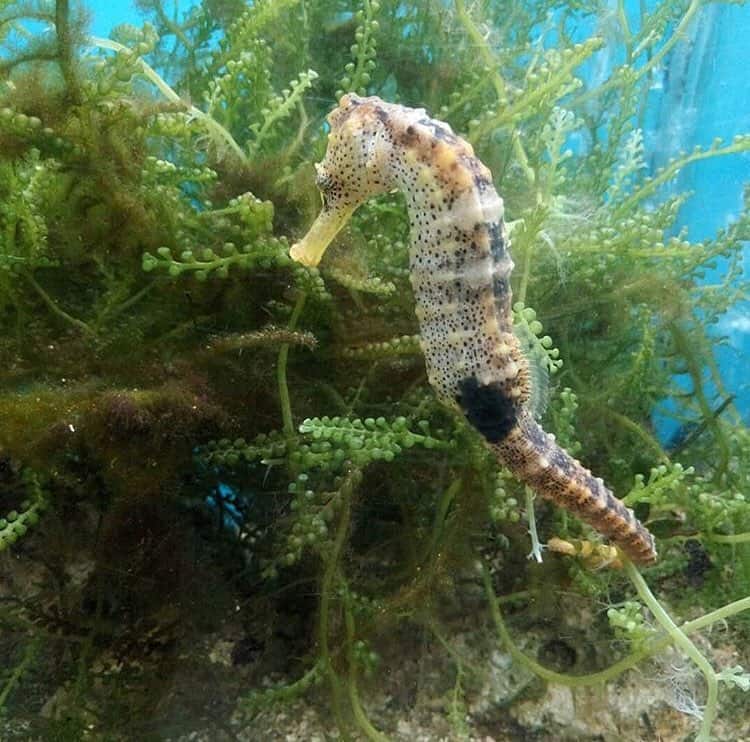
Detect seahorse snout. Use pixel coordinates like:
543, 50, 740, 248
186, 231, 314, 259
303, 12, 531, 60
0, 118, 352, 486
290, 203, 356, 267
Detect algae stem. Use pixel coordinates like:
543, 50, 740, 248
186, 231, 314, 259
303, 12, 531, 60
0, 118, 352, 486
0, 637, 40, 710
616, 0, 633, 61
482, 559, 655, 687
571, 0, 702, 109
424, 477, 463, 562
150, 0, 194, 52
89, 36, 248, 166
55, 0, 80, 103
525, 487, 544, 563
277, 292, 307, 442
484, 591, 647, 687
318, 470, 361, 735
682, 594, 750, 633
669, 321, 731, 480
482, 558, 750, 693
453, 0, 536, 187
343, 589, 390, 742
516, 235, 533, 306
428, 619, 467, 670
453, 0, 506, 101
24, 271, 94, 336
709, 532, 750, 545
624, 559, 718, 742
97, 280, 158, 325
615, 138, 750, 218
605, 409, 670, 467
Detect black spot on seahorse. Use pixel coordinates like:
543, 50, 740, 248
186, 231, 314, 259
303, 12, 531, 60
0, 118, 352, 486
488, 222, 506, 261
419, 117, 459, 145
487, 221, 511, 300
374, 106, 390, 125
457, 377, 518, 442
474, 176, 492, 192
399, 124, 421, 147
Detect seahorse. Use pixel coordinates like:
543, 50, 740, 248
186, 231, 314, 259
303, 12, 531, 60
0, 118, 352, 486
290, 95, 657, 564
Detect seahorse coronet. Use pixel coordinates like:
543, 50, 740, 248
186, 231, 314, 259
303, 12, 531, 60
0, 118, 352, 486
290, 95, 657, 565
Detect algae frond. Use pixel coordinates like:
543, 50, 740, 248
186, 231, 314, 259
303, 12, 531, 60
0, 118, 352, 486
0, 1, 749, 739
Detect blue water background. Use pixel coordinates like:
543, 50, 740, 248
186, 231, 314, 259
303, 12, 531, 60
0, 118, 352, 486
89, 0, 136, 36
95, 1, 749, 435
646, 3, 750, 434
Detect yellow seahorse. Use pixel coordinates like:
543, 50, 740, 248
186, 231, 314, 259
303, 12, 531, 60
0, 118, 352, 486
290, 95, 657, 564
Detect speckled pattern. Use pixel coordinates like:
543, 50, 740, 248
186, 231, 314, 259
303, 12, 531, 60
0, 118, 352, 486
291, 95, 656, 564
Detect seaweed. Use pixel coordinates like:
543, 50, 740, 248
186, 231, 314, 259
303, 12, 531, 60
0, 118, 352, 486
0, 0, 749, 739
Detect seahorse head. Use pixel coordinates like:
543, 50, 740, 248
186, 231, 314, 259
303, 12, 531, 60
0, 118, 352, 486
290, 94, 392, 267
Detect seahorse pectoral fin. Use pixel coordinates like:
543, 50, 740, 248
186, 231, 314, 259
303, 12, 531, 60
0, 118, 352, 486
289, 203, 356, 267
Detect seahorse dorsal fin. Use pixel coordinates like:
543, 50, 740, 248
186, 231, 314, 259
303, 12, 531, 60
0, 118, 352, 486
512, 321, 550, 420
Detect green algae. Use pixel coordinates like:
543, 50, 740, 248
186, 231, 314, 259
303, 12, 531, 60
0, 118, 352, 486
0, 1, 749, 739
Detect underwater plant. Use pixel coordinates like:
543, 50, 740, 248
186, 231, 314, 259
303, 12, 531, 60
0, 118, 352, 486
1, 0, 749, 740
